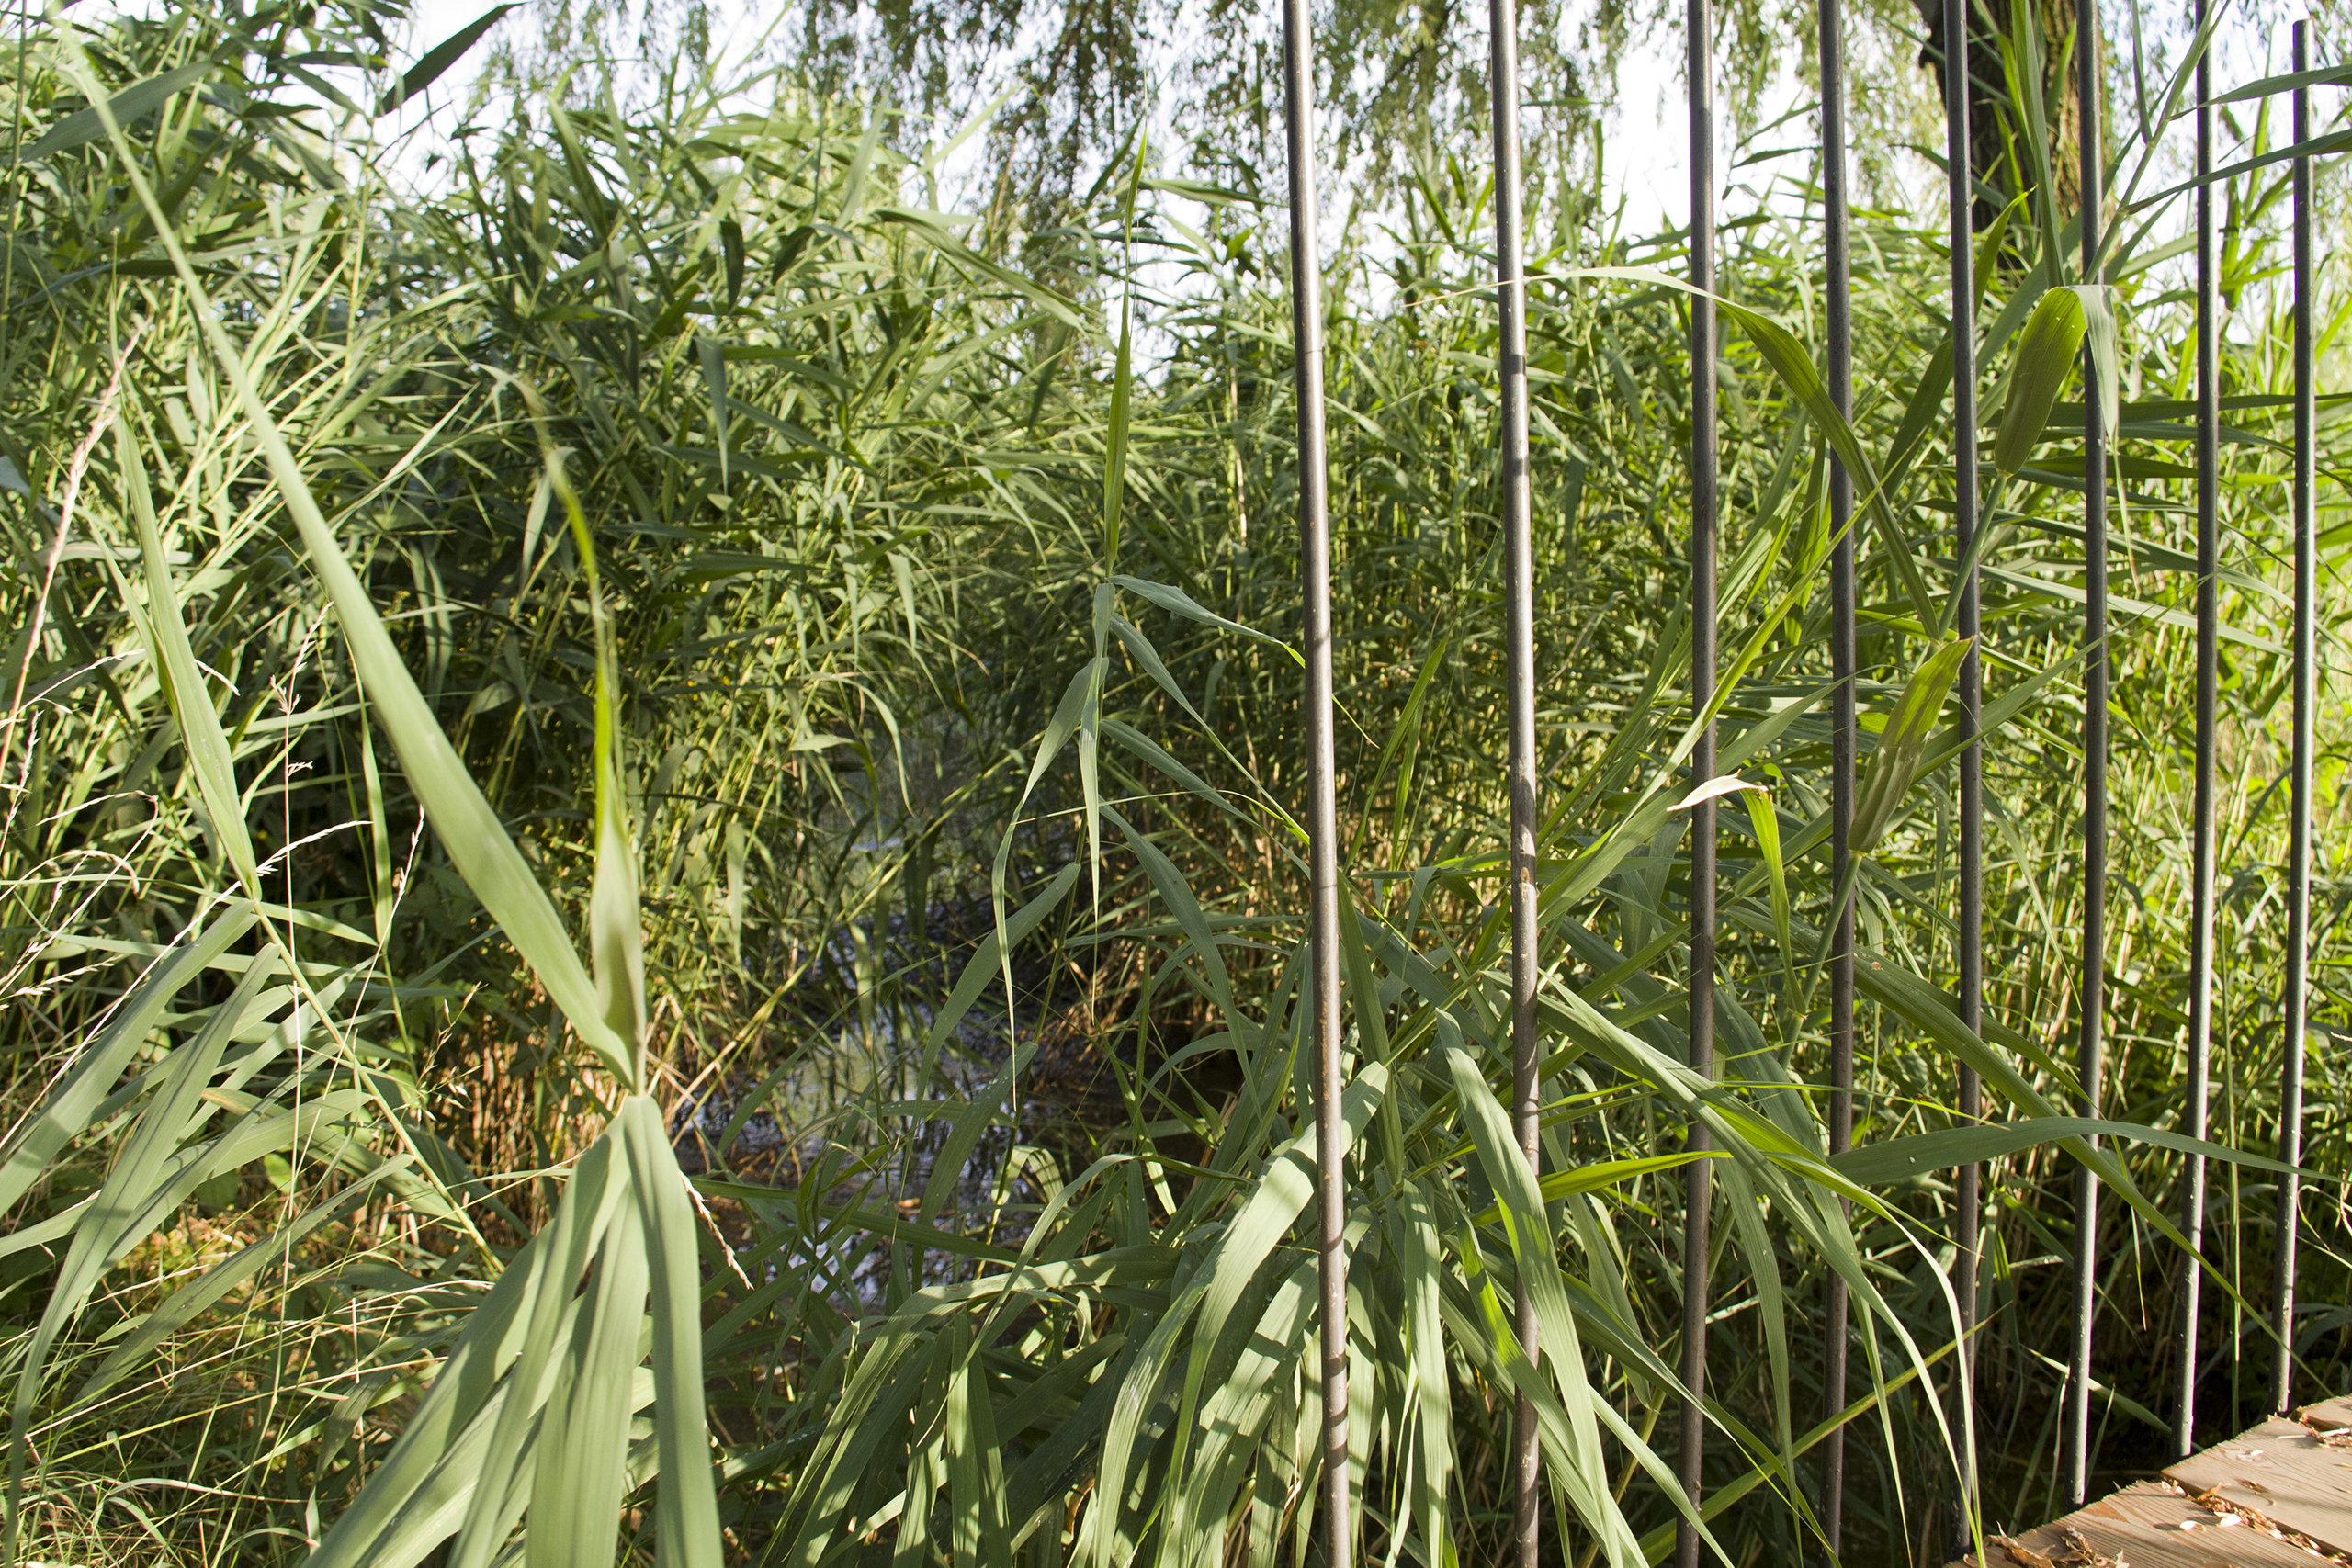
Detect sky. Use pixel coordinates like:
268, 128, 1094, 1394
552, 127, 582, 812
82, 0, 2336, 304
380, 0, 1715, 225
375, 0, 2324, 235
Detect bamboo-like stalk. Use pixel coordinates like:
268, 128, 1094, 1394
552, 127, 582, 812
1277, 0, 1350, 1550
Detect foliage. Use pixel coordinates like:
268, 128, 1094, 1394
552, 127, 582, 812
0, 2, 2343, 1565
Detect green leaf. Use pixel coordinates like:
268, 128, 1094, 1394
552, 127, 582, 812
2077, 285, 2121, 441
1078, 1066, 1389, 1564
870, 209, 1083, 328
1109, 576, 1300, 660
719, 217, 745, 308
1104, 803, 1241, 1033
1850, 637, 1972, 854
379, 5, 515, 114
2199, 63, 2352, 107
69, 39, 632, 1081
1439, 1021, 1649, 1563
913, 1048, 1035, 1229
22, 61, 211, 161
447, 1139, 626, 1568
1360, 633, 1448, 858
1740, 789, 1799, 1013
114, 415, 263, 904
312, 1142, 620, 1568
926, 863, 1079, 1085
1834, 1117, 2310, 1186
1995, 288, 2089, 476
623, 1098, 723, 1567
1848, 956, 2212, 1269
1102, 299, 1132, 571
546, 447, 647, 1077
526, 1190, 649, 1568
1569, 265, 1939, 628
1466, 1150, 1725, 1227
2131, 129, 2352, 210
944, 1323, 1012, 1568
0, 910, 252, 1218
699, 335, 729, 490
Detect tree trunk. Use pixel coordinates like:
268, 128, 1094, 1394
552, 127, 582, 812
1917, 0, 2084, 232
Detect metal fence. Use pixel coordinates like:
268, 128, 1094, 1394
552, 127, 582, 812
1277, 2, 2324, 1561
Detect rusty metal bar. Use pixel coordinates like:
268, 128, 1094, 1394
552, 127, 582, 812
2278, 16, 2315, 1418
2066, 0, 2107, 1507
1678, 0, 1718, 1560
1486, 0, 1542, 1551
1278, 0, 1351, 1554
1818, 0, 1855, 1551
1942, 0, 1984, 1538
2177, 0, 2219, 1459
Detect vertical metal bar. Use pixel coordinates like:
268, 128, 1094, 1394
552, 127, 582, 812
1818, 0, 1855, 1553
1279, 1, 1350, 1556
2277, 17, 2315, 1418
1487, 0, 1542, 1555
1678, 0, 1717, 1562
2177, 0, 2219, 1460
1941, 0, 1984, 1540
2066, 0, 2106, 1508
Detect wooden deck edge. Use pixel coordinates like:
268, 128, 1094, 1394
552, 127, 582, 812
1939, 1400, 2352, 1567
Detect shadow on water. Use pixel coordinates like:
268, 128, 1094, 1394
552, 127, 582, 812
664, 878, 1199, 1309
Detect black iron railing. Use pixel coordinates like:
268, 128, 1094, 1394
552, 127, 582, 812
2177, 0, 2223, 1472
1277, 4, 2324, 1562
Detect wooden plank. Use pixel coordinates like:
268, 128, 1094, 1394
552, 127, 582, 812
1942, 1480, 2330, 1567
2166, 1415, 2352, 1558
2301, 1397, 2352, 1433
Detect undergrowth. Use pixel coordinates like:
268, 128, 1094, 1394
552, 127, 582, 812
0, 2, 2344, 1564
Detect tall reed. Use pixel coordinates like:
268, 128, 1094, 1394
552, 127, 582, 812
0, 3, 2340, 1563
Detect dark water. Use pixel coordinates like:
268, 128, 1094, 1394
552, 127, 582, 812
668, 887, 1127, 1305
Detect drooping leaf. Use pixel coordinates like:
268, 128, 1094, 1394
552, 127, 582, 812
1995, 288, 2090, 475
1851, 637, 1972, 853
379, 5, 515, 114
21, 61, 211, 160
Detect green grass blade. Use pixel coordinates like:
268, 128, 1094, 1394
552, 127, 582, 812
0, 909, 252, 1216
22, 60, 212, 160
1994, 288, 2091, 475
527, 1185, 650, 1568
65, 39, 632, 1079
113, 413, 263, 903
622, 1097, 723, 1567
1850, 636, 1971, 853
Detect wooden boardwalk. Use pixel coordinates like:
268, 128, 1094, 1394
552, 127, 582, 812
1947, 1400, 2352, 1566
